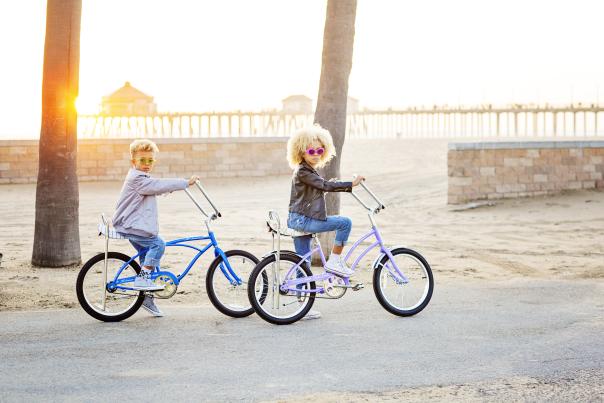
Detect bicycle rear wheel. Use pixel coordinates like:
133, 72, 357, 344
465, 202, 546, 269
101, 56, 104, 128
248, 253, 315, 325
206, 250, 260, 318
76, 252, 144, 322
373, 247, 434, 317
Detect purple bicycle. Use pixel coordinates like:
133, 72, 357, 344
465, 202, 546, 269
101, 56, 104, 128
248, 179, 434, 325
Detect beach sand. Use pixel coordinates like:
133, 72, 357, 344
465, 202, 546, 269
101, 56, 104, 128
0, 138, 603, 311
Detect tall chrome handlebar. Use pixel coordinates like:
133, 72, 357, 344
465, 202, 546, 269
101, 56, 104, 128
351, 175, 385, 213
268, 210, 281, 228
194, 181, 221, 217
184, 180, 222, 221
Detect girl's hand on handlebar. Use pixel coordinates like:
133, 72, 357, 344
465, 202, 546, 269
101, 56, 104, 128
352, 175, 366, 187
188, 175, 200, 186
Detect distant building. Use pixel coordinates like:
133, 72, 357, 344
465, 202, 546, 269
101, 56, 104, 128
282, 95, 313, 114
101, 82, 157, 116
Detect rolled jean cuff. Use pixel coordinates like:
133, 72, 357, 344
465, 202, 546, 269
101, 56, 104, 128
334, 240, 346, 247
143, 257, 161, 268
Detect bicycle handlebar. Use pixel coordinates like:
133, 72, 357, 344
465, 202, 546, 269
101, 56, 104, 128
268, 210, 281, 229
184, 180, 222, 220
351, 175, 386, 213
194, 181, 222, 218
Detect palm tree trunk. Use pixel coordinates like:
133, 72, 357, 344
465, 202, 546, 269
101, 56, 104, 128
32, 0, 82, 267
313, 0, 357, 263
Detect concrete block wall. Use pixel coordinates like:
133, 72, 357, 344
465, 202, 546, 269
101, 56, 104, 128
0, 137, 290, 184
448, 141, 604, 204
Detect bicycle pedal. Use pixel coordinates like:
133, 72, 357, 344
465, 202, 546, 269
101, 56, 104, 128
351, 283, 364, 291
333, 282, 364, 291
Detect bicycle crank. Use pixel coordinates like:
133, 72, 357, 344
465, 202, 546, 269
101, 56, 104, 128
323, 276, 347, 298
152, 274, 178, 299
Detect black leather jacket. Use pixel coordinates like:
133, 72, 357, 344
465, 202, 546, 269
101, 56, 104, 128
288, 161, 352, 220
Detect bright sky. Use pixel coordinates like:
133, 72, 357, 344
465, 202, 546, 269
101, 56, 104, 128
1, 0, 604, 138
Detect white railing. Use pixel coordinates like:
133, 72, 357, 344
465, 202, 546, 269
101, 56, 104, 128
77, 104, 604, 139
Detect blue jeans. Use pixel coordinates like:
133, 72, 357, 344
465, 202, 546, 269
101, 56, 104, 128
287, 212, 352, 262
122, 234, 166, 269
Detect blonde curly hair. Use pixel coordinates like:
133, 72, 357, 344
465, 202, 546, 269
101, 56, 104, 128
286, 124, 336, 169
129, 139, 159, 158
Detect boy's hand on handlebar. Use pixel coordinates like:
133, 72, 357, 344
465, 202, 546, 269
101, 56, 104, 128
188, 175, 200, 186
352, 175, 366, 187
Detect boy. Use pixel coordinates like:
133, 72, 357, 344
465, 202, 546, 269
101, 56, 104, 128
112, 139, 199, 317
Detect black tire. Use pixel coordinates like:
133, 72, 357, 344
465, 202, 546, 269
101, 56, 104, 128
248, 253, 315, 325
206, 250, 260, 318
76, 252, 144, 322
373, 248, 434, 317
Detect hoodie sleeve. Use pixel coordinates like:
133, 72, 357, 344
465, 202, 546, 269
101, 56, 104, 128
297, 166, 352, 192
131, 174, 188, 196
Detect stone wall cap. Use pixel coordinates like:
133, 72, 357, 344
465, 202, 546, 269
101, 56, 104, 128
0, 137, 289, 146
449, 140, 604, 150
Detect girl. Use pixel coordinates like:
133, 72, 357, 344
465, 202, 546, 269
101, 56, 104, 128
286, 124, 365, 278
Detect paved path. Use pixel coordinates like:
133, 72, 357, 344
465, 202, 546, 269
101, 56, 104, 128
1, 279, 603, 401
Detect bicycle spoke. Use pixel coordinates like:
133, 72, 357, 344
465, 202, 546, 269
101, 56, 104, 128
80, 257, 141, 317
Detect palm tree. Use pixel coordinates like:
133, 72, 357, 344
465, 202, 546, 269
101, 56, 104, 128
32, 0, 82, 267
313, 0, 357, 261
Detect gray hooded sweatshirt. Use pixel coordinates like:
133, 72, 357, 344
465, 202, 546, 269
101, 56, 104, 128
112, 168, 188, 238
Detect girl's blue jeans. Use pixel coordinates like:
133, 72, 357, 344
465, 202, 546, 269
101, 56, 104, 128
287, 212, 352, 261
122, 234, 166, 269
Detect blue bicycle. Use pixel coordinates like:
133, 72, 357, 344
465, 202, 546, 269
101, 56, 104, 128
76, 181, 263, 322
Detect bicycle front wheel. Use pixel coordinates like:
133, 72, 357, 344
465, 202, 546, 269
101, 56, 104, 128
206, 250, 260, 318
373, 248, 434, 317
248, 253, 315, 325
76, 252, 144, 322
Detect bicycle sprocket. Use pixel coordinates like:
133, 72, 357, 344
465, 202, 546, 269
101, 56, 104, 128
323, 276, 347, 298
153, 274, 178, 299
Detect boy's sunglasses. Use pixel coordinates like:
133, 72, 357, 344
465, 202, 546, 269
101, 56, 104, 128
135, 158, 156, 165
305, 147, 325, 156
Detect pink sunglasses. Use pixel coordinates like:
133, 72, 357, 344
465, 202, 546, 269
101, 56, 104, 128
306, 147, 325, 156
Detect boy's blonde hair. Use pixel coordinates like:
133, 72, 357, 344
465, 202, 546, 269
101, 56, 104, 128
286, 124, 336, 169
129, 139, 159, 158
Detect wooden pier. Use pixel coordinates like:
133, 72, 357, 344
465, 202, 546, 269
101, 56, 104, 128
77, 104, 604, 138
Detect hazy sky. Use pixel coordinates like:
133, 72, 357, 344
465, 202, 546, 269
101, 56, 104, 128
1, 0, 604, 137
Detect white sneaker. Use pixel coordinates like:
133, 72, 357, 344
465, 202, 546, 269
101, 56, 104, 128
338, 257, 352, 272
141, 295, 163, 317
131, 274, 164, 291
325, 258, 354, 277
301, 309, 322, 320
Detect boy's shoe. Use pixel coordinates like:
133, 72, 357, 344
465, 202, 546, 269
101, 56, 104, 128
301, 310, 322, 320
325, 259, 354, 277
141, 295, 163, 317
131, 275, 164, 291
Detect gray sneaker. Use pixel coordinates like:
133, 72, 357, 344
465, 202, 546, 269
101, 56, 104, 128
301, 309, 322, 320
141, 295, 163, 317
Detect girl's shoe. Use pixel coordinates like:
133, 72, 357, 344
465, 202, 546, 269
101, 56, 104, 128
142, 295, 163, 317
325, 259, 354, 277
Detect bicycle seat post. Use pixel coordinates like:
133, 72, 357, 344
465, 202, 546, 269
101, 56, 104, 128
268, 210, 281, 310
101, 213, 109, 312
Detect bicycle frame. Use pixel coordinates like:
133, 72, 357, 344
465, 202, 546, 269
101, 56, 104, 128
279, 181, 410, 295
280, 225, 409, 294
108, 231, 242, 291
105, 181, 241, 292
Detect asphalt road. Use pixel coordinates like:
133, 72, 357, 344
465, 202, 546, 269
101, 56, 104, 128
1, 279, 603, 402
